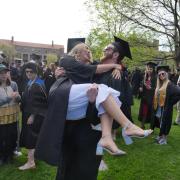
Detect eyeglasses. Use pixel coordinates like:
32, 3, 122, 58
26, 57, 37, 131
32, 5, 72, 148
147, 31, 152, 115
103, 46, 114, 52
158, 72, 166, 77
25, 70, 34, 74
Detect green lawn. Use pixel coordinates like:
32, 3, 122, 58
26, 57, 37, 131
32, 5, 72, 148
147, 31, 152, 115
1, 99, 180, 180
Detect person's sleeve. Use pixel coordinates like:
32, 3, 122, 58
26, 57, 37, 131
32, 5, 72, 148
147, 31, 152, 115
11, 81, 21, 102
60, 56, 97, 83
29, 84, 47, 116
169, 83, 180, 105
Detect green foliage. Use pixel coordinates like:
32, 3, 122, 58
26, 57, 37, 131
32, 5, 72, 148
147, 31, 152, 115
86, 29, 111, 60
0, 99, 180, 179
0, 43, 16, 63
85, 0, 180, 64
46, 53, 58, 65
87, 29, 162, 70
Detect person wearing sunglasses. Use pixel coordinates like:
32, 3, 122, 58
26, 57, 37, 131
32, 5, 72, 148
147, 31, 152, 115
19, 62, 47, 170
152, 65, 180, 144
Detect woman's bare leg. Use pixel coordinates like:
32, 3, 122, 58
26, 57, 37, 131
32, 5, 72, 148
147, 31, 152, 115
102, 95, 153, 136
18, 149, 36, 170
100, 114, 120, 152
99, 113, 126, 155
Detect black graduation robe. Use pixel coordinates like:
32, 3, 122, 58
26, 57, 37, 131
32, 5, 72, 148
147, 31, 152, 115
151, 82, 180, 135
138, 73, 156, 123
20, 78, 47, 149
87, 64, 133, 124
35, 55, 97, 166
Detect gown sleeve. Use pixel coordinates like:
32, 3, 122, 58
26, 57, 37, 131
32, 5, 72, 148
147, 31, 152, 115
169, 83, 180, 105
60, 56, 97, 84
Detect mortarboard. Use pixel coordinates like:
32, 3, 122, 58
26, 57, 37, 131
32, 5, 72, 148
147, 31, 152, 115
67, 38, 85, 53
112, 36, 132, 59
146, 62, 157, 68
157, 65, 170, 73
31, 53, 41, 60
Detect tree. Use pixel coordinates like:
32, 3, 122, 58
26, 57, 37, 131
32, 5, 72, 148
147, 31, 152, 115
0, 42, 16, 63
86, 29, 161, 69
85, 0, 180, 65
46, 53, 58, 65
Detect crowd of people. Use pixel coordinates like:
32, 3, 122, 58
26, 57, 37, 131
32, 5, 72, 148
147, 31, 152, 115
0, 36, 180, 180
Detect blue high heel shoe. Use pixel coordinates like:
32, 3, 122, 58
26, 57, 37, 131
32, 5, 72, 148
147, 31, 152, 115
96, 136, 127, 156
122, 123, 133, 145
96, 143, 104, 156
103, 147, 126, 156
122, 123, 153, 145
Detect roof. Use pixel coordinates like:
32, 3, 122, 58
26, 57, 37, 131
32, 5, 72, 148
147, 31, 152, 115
0, 39, 64, 50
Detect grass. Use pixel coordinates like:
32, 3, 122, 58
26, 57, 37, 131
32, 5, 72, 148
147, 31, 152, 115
1, 99, 180, 180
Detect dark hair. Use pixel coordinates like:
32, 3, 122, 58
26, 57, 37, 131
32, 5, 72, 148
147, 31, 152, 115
24, 62, 38, 73
112, 43, 125, 63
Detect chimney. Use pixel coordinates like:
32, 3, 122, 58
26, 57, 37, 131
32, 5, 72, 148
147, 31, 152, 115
11, 36, 14, 43
52, 40, 54, 47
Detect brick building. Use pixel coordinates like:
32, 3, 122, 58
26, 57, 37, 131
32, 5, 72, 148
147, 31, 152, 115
0, 37, 64, 62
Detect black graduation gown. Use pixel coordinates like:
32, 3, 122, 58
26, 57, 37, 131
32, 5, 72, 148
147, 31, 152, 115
43, 68, 56, 93
138, 74, 156, 123
35, 55, 97, 166
131, 70, 143, 97
151, 82, 180, 135
87, 66, 133, 125
20, 80, 47, 149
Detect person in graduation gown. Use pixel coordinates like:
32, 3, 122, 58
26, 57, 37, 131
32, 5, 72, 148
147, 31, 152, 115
35, 42, 124, 180
138, 62, 157, 129
87, 36, 134, 142
35, 42, 152, 180
131, 68, 143, 98
151, 65, 180, 144
19, 62, 47, 170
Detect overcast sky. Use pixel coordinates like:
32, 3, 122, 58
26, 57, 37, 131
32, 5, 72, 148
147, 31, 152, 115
0, 0, 91, 52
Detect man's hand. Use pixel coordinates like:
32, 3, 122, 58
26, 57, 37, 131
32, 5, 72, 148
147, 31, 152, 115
86, 83, 98, 103
55, 67, 65, 79
112, 69, 121, 79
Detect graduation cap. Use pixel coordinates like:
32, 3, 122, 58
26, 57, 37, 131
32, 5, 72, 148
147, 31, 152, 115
67, 38, 85, 53
31, 53, 41, 61
157, 65, 170, 73
112, 36, 132, 59
146, 62, 157, 68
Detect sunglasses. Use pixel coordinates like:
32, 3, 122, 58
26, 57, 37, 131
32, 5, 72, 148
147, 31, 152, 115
158, 72, 166, 77
25, 70, 34, 74
103, 46, 114, 52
